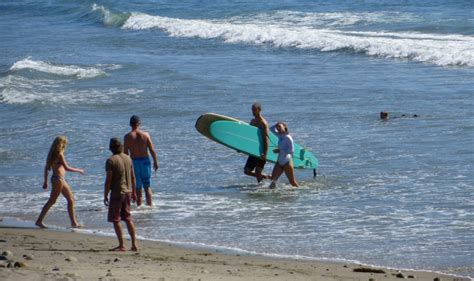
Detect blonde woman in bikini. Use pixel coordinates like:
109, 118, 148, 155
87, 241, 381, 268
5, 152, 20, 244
36, 136, 84, 228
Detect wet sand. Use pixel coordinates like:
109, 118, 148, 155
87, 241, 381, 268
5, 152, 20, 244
0, 226, 468, 281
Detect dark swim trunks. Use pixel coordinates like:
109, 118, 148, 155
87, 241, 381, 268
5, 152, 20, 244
244, 155, 266, 171
108, 193, 132, 223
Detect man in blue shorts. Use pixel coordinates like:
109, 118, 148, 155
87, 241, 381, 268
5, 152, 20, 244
124, 115, 159, 207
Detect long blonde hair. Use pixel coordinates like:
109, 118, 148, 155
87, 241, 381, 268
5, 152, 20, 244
46, 136, 68, 170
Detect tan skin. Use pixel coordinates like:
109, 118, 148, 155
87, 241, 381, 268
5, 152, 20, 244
270, 123, 299, 187
36, 154, 85, 229
244, 105, 271, 182
124, 124, 159, 207
104, 163, 138, 252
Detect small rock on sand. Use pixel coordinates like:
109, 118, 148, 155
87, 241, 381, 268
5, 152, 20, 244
2, 251, 13, 258
65, 272, 79, 278
23, 254, 34, 260
14, 261, 27, 268
354, 267, 386, 274
396, 273, 405, 278
65, 256, 78, 262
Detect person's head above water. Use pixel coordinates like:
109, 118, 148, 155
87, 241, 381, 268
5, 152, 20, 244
380, 111, 389, 120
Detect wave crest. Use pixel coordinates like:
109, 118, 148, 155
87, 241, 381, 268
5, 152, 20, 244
231, 11, 420, 28
2, 59, 125, 105
122, 12, 474, 67
0, 73, 141, 105
91, 3, 130, 27
10, 58, 108, 79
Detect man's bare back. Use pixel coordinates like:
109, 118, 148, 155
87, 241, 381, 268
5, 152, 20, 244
124, 129, 152, 159
124, 115, 159, 207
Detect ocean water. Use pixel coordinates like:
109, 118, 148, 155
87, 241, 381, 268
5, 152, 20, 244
0, 0, 473, 278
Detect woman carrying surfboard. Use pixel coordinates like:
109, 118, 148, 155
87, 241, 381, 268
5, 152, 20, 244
269, 122, 299, 188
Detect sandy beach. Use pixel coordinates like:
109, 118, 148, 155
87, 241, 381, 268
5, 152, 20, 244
0, 225, 468, 281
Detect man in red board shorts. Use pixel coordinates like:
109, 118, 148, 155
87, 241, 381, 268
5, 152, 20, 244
104, 138, 138, 252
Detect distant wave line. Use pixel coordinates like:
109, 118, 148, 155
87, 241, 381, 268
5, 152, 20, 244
119, 12, 474, 67
10, 58, 110, 79
88, 3, 474, 67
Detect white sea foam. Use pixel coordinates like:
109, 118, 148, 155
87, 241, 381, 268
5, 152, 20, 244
10, 58, 107, 79
231, 11, 419, 28
1, 59, 128, 104
0, 74, 142, 104
122, 12, 474, 67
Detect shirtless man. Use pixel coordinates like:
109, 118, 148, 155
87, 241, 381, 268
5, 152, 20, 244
124, 115, 159, 206
244, 103, 271, 183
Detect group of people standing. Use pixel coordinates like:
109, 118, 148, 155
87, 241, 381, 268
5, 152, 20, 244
35, 115, 158, 251
34, 103, 299, 251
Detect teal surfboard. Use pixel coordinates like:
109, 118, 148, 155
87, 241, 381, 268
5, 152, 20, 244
195, 113, 241, 142
209, 120, 318, 170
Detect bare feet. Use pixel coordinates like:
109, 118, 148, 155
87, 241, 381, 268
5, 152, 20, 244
257, 174, 271, 183
35, 221, 47, 229
131, 245, 139, 252
71, 224, 83, 229
109, 246, 126, 252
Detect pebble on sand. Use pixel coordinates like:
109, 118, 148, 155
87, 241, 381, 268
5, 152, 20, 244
23, 254, 34, 260
2, 251, 13, 258
353, 267, 386, 274
14, 261, 27, 268
65, 257, 78, 262
396, 272, 405, 278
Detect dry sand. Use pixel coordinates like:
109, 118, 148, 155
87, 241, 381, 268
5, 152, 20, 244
0, 226, 468, 281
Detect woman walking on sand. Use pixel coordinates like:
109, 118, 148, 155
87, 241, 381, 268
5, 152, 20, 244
36, 136, 84, 228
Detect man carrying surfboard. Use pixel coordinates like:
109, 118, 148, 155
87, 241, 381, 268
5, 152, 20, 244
124, 115, 159, 207
244, 103, 272, 183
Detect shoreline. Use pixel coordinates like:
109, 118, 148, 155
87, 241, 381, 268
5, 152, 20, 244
0, 221, 470, 281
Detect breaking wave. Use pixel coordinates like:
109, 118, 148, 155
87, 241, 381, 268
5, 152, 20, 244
119, 12, 473, 67
91, 3, 130, 27
1, 59, 126, 105
10, 58, 111, 79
